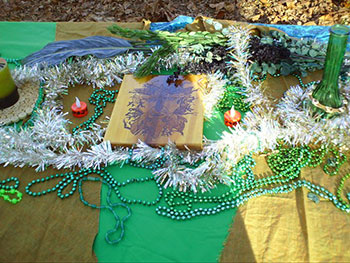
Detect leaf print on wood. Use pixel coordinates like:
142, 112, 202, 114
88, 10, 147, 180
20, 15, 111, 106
104, 74, 204, 150
124, 75, 196, 143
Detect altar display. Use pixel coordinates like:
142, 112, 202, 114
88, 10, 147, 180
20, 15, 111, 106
1, 18, 350, 262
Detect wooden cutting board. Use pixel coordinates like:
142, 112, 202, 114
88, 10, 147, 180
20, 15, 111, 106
104, 74, 205, 150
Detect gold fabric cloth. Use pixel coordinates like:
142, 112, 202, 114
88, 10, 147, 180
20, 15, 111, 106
0, 21, 146, 262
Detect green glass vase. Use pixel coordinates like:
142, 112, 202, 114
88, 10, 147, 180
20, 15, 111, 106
312, 25, 350, 114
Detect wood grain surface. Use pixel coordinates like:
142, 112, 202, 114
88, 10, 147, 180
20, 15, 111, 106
104, 74, 205, 150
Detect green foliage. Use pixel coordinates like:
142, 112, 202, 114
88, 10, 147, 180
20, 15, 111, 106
108, 25, 228, 78
251, 30, 327, 78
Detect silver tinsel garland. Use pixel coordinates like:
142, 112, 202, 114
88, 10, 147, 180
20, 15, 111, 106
217, 26, 350, 168
2, 26, 350, 192
1, 52, 229, 192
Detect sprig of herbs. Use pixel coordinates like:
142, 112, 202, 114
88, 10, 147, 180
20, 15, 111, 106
250, 30, 328, 77
108, 24, 228, 78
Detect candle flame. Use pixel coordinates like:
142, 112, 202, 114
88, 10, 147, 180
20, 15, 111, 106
75, 97, 81, 108
230, 105, 235, 118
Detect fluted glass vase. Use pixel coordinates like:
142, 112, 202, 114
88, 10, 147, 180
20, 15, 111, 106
312, 24, 350, 114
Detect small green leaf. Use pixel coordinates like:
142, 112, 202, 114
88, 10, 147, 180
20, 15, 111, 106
309, 49, 318, 57
301, 47, 309, 55
300, 70, 308, 77
206, 51, 213, 59
311, 43, 320, 49
261, 38, 273, 45
251, 62, 262, 73
255, 66, 262, 73
267, 64, 277, 75
280, 62, 292, 75
262, 62, 269, 72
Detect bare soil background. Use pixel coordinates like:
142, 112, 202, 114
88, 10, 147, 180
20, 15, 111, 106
1, 0, 350, 25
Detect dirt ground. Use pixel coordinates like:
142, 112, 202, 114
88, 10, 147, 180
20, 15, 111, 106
1, 0, 350, 25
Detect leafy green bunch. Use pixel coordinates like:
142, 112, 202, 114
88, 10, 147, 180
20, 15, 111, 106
108, 24, 228, 78
250, 30, 328, 77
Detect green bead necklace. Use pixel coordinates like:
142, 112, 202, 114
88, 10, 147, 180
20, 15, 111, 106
323, 148, 347, 176
25, 167, 163, 204
0, 177, 22, 204
25, 166, 163, 244
78, 176, 132, 245
72, 87, 118, 134
217, 84, 251, 114
157, 146, 350, 221
251, 71, 319, 88
4, 57, 22, 67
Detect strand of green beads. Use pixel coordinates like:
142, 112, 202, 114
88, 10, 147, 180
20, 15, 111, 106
0, 189, 23, 204
156, 175, 350, 221
25, 167, 163, 205
25, 166, 163, 244
323, 148, 347, 176
72, 88, 118, 134
0, 177, 22, 204
292, 73, 320, 88
0, 177, 20, 190
217, 84, 251, 114
78, 176, 132, 245
336, 173, 350, 209
156, 147, 308, 221
308, 146, 328, 168
156, 147, 350, 220
251, 72, 319, 88
4, 57, 22, 67
22, 81, 45, 129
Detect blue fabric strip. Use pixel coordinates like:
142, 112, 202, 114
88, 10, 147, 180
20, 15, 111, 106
150, 15, 194, 32
150, 16, 350, 50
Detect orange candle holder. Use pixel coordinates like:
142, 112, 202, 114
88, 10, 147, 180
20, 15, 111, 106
224, 106, 241, 127
71, 97, 88, 118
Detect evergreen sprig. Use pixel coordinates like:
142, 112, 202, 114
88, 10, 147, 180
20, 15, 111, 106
108, 24, 228, 78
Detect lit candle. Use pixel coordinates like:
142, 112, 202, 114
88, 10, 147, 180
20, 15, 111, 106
224, 106, 241, 127
71, 97, 88, 118
0, 58, 19, 109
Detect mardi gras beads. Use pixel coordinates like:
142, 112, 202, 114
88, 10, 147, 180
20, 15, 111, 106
323, 148, 347, 176
78, 176, 131, 245
0, 177, 22, 204
72, 87, 118, 134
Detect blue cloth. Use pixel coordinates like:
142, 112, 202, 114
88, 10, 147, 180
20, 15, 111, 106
150, 15, 194, 32
151, 16, 350, 50
255, 23, 350, 50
